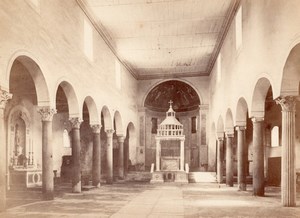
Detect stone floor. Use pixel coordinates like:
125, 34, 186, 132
1, 182, 300, 218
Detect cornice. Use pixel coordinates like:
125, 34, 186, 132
206, 0, 241, 75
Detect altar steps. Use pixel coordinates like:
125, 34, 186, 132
188, 172, 217, 183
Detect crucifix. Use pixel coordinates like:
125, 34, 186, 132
168, 100, 173, 107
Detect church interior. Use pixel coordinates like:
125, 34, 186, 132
1, 0, 300, 217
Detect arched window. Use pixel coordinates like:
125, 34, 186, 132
271, 126, 279, 147
63, 129, 71, 148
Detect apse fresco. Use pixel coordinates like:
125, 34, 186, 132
145, 81, 200, 112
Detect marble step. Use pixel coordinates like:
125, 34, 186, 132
188, 172, 217, 183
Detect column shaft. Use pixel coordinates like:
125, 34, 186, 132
226, 134, 234, 187
0, 90, 12, 211
180, 140, 184, 171
276, 96, 296, 206
156, 139, 160, 171
39, 107, 56, 200
91, 125, 101, 187
118, 136, 124, 179
42, 120, 54, 199
252, 117, 265, 196
106, 129, 114, 184
70, 118, 82, 193
0, 108, 5, 211
237, 126, 246, 191
217, 137, 224, 183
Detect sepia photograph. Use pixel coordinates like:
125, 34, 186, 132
0, 0, 300, 217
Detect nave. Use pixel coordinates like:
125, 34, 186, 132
2, 182, 300, 218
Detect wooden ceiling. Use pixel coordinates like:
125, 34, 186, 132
78, 0, 240, 79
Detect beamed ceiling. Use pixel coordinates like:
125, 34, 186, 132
78, 0, 240, 79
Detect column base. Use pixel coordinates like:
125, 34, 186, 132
72, 181, 81, 193
238, 183, 246, 191
253, 188, 264, 197
106, 178, 113, 184
42, 191, 54, 200
92, 182, 101, 188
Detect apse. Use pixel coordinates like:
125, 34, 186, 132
144, 80, 200, 112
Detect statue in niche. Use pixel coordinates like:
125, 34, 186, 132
14, 122, 26, 166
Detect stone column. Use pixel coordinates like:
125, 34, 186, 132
0, 90, 12, 211
180, 139, 185, 171
236, 126, 247, 191
225, 132, 234, 187
69, 117, 82, 193
106, 129, 114, 184
38, 107, 57, 200
217, 136, 224, 183
252, 117, 265, 196
118, 135, 125, 179
276, 96, 296, 207
91, 124, 101, 188
155, 138, 160, 171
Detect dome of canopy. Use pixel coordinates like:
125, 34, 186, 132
157, 101, 184, 137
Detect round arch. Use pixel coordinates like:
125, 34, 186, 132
55, 81, 80, 118
280, 43, 300, 96
236, 97, 249, 127
216, 115, 224, 137
7, 54, 50, 107
142, 78, 203, 108
83, 96, 99, 125
250, 77, 272, 118
113, 110, 123, 135
225, 109, 234, 134
101, 106, 113, 130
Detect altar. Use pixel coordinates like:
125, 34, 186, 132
7, 106, 42, 189
150, 101, 188, 183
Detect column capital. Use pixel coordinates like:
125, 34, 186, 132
199, 104, 209, 110
235, 126, 246, 131
38, 107, 57, 121
105, 129, 115, 137
0, 89, 12, 109
69, 117, 82, 129
117, 135, 125, 143
217, 136, 224, 141
275, 96, 297, 112
251, 117, 264, 123
91, 124, 101, 133
225, 132, 234, 138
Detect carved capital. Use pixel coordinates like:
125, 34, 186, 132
217, 136, 224, 141
275, 96, 296, 112
69, 117, 82, 129
0, 90, 12, 109
251, 117, 264, 123
235, 126, 246, 131
38, 107, 57, 121
117, 135, 125, 143
105, 129, 115, 138
91, 124, 101, 133
225, 133, 234, 138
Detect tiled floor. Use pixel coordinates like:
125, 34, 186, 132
1, 182, 300, 218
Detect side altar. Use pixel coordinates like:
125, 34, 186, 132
150, 101, 188, 183
7, 107, 42, 189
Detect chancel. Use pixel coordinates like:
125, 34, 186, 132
1, 0, 300, 217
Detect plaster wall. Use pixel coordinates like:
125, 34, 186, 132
209, 0, 300, 171
0, 0, 138, 132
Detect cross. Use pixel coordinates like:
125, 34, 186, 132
168, 100, 173, 107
